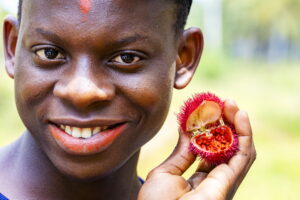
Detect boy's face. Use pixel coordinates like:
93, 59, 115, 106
4, 0, 202, 180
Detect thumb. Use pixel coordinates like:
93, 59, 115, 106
147, 129, 196, 178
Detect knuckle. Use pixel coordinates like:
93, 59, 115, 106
179, 152, 192, 164
166, 162, 185, 175
147, 167, 161, 178
238, 151, 250, 159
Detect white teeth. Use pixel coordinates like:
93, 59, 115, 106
65, 126, 72, 135
59, 125, 111, 139
93, 127, 101, 135
72, 127, 81, 138
82, 128, 92, 139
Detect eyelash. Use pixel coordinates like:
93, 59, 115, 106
32, 46, 145, 69
34, 47, 65, 61
110, 53, 143, 65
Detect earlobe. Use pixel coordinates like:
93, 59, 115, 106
3, 16, 19, 79
174, 28, 204, 89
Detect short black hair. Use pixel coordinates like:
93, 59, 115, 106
173, 0, 193, 34
17, 0, 192, 34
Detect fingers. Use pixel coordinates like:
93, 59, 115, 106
184, 100, 240, 191
191, 108, 256, 199
225, 110, 256, 198
196, 160, 215, 173
187, 161, 212, 189
224, 100, 255, 176
223, 99, 239, 124
147, 129, 196, 178
187, 172, 207, 189
232, 110, 254, 164
146, 99, 256, 200
227, 110, 256, 176
234, 110, 252, 137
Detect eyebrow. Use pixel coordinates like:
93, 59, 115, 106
112, 34, 149, 46
35, 28, 63, 43
34, 28, 149, 47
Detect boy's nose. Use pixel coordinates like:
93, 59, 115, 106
53, 76, 115, 109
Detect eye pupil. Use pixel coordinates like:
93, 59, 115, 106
44, 48, 59, 59
121, 54, 135, 64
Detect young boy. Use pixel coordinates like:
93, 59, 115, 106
0, 0, 256, 199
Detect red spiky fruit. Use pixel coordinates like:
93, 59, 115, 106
178, 92, 238, 165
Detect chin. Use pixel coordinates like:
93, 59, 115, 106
62, 171, 108, 182
55, 161, 117, 182
48, 146, 139, 183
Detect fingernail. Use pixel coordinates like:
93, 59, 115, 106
239, 110, 249, 118
225, 98, 237, 106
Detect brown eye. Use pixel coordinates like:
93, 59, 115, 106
36, 48, 65, 60
112, 53, 141, 64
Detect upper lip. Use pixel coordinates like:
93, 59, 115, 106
48, 117, 128, 128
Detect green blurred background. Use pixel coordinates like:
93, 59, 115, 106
0, 0, 299, 199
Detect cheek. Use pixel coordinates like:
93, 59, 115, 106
120, 69, 175, 113
135, 82, 170, 109
15, 54, 46, 104
16, 74, 50, 105
141, 85, 171, 116
14, 64, 56, 121
117, 63, 177, 144
16, 76, 49, 105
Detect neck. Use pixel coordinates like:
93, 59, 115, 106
6, 131, 142, 200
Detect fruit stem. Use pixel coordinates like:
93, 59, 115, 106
192, 130, 201, 136
219, 118, 225, 126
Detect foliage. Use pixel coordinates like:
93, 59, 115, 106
223, 0, 300, 58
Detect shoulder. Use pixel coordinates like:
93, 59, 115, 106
0, 140, 21, 187
0, 146, 13, 173
0, 139, 24, 198
0, 144, 14, 168
0, 140, 19, 165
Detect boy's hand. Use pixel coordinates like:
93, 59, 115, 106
138, 100, 256, 200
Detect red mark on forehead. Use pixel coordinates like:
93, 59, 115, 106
80, 0, 92, 14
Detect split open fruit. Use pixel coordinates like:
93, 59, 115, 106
178, 92, 238, 165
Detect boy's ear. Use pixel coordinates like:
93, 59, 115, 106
174, 27, 203, 89
3, 16, 19, 79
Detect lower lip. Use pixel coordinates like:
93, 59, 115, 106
49, 123, 127, 155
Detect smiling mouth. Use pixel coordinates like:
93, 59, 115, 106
54, 123, 122, 139
48, 122, 127, 155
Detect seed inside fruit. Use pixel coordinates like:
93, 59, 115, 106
192, 126, 233, 153
186, 100, 222, 132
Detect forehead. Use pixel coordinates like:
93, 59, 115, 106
20, 0, 176, 38
22, 0, 174, 15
